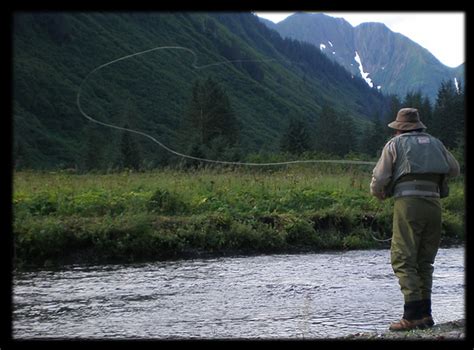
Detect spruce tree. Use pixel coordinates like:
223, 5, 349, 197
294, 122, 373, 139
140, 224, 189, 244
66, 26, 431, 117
81, 124, 103, 172
431, 80, 464, 148
119, 125, 141, 171
182, 77, 240, 160
383, 94, 402, 138
360, 118, 386, 157
402, 90, 433, 130
315, 105, 355, 157
280, 117, 312, 155
402, 91, 423, 110
314, 105, 338, 155
337, 114, 356, 156
420, 95, 433, 127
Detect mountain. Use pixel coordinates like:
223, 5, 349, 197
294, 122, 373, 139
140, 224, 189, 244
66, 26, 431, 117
13, 12, 390, 169
256, 17, 279, 31
264, 13, 464, 102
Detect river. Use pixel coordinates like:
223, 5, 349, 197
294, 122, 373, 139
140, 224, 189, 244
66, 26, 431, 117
12, 247, 464, 339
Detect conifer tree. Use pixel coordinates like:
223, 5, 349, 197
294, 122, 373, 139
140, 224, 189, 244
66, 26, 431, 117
337, 113, 356, 156
119, 124, 141, 171
182, 77, 240, 159
402, 90, 433, 129
431, 80, 464, 149
81, 124, 103, 171
420, 95, 433, 127
383, 94, 402, 138
315, 105, 355, 157
280, 117, 312, 155
402, 91, 423, 110
360, 117, 386, 157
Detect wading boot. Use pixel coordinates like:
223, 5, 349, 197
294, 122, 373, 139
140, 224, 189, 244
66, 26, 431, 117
422, 316, 434, 328
389, 318, 425, 331
389, 300, 425, 331
420, 299, 435, 328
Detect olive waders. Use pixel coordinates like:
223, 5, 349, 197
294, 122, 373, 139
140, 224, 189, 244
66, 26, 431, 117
391, 196, 441, 328
370, 108, 459, 331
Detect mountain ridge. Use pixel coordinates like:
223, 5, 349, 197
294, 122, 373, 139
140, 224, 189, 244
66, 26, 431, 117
262, 13, 464, 102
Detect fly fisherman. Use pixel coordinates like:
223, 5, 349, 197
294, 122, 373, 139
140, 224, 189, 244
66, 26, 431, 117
370, 108, 460, 331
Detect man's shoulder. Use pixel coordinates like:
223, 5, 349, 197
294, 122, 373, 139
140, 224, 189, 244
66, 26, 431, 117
420, 132, 445, 146
384, 136, 398, 147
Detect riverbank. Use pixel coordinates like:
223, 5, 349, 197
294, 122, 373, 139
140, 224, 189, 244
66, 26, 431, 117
344, 319, 465, 340
13, 168, 464, 268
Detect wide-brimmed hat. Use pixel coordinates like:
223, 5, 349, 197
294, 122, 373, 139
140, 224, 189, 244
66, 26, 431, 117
388, 108, 427, 131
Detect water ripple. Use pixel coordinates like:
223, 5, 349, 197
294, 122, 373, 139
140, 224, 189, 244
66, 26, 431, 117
13, 247, 464, 339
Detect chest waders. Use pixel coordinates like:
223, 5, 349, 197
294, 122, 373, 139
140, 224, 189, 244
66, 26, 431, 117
387, 132, 450, 330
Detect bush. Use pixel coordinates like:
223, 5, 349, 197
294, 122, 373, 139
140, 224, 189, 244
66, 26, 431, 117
285, 218, 318, 246
15, 216, 82, 264
147, 189, 187, 215
342, 229, 376, 250
69, 190, 126, 216
25, 192, 58, 216
315, 229, 343, 249
441, 211, 464, 243
441, 187, 465, 213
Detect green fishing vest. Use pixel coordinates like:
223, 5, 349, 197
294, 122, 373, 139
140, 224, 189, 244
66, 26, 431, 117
387, 132, 451, 197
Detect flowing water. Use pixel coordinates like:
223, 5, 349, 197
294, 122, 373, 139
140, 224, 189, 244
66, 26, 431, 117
12, 247, 464, 339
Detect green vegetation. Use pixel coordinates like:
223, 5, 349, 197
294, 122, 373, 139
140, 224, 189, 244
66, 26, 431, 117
11, 13, 465, 270
13, 12, 464, 174
13, 12, 388, 170
13, 167, 464, 268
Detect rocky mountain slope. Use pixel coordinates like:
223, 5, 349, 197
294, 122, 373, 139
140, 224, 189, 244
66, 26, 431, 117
264, 13, 464, 102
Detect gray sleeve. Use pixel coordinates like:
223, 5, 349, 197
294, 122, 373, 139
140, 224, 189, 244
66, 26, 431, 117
370, 140, 396, 199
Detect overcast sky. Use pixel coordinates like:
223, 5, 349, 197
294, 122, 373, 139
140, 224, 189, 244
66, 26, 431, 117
254, 12, 465, 68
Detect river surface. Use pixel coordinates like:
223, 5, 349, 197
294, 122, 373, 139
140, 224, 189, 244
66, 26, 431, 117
13, 247, 465, 339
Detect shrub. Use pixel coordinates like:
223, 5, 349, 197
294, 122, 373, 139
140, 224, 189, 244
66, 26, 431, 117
285, 218, 318, 246
441, 211, 464, 243
25, 192, 58, 216
69, 190, 127, 216
342, 229, 376, 250
441, 187, 465, 213
147, 189, 187, 214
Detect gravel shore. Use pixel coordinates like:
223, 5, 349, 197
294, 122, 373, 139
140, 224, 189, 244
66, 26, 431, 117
344, 319, 465, 340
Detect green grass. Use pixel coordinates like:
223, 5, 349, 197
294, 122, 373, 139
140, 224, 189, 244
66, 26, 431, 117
12, 167, 465, 268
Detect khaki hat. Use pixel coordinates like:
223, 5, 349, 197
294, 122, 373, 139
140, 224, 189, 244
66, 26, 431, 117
388, 108, 427, 131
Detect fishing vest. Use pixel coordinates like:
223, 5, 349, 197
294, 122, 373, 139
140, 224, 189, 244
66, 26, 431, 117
388, 132, 451, 198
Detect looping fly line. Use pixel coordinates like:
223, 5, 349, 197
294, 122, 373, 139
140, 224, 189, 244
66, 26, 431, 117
76, 45, 376, 167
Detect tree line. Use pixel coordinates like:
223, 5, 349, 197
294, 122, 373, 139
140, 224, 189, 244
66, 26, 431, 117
17, 76, 462, 172
135, 77, 461, 170
278, 78, 464, 162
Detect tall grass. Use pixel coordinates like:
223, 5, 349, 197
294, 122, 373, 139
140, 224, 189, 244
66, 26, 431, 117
13, 166, 464, 268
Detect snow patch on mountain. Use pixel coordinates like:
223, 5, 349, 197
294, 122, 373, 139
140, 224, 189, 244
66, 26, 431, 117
320, 43, 326, 50
354, 51, 373, 88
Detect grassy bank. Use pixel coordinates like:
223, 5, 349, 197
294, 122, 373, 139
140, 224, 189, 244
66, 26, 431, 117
12, 166, 465, 268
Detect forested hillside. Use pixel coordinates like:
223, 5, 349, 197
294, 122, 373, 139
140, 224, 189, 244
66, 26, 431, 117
13, 12, 391, 170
